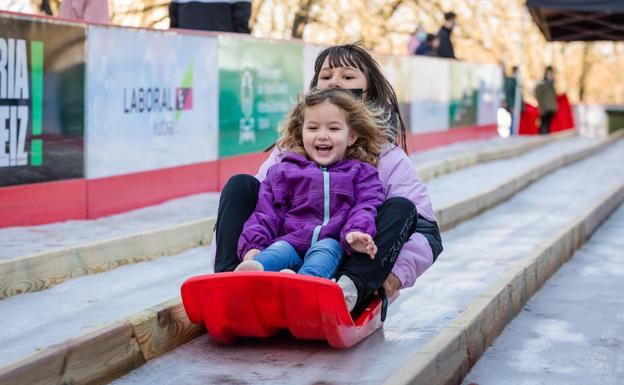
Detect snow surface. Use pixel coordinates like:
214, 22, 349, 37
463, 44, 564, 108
0, 247, 213, 367
0, 193, 221, 261
426, 136, 599, 209
409, 135, 541, 167
462, 203, 624, 385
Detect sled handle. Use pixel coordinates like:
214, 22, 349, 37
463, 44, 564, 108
378, 287, 388, 322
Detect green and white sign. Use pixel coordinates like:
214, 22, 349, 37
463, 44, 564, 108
449, 61, 479, 128
218, 37, 303, 158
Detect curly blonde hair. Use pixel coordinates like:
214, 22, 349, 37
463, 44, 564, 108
277, 88, 388, 166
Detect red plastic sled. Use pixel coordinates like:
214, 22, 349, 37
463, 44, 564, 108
181, 272, 392, 348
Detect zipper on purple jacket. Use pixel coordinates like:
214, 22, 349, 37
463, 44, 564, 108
311, 166, 330, 245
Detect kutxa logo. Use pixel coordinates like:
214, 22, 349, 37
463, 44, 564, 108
0, 38, 44, 168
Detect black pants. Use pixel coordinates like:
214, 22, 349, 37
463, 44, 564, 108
540, 111, 554, 135
214, 174, 423, 309
169, 1, 251, 33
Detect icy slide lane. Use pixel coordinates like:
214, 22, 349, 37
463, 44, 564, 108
462, 204, 624, 385
109, 140, 624, 384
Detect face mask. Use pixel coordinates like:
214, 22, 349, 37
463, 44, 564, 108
334, 88, 364, 100
346, 88, 364, 100
417, 31, 427, 41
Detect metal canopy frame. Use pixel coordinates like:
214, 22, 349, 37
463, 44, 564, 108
527, 1, 624, 41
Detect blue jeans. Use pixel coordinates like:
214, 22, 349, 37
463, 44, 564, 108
254, 239, 343, 279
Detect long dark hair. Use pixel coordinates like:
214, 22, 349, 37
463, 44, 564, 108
309, 43, 408, 152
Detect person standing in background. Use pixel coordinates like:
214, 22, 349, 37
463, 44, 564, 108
504, 66, 521, 132
407, 24, 426, 55
415, 33, 439, 56
534, 66, 558, 135
437, 11, 457, 59
169, 0, 251, 33
57, 0, 109, 23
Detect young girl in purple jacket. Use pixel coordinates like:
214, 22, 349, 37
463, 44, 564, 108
235, 89, 387, 281
212, 43, 443, 313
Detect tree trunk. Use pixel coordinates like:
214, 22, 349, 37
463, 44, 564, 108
578, 43, 592, 102
292, 0, 314, 39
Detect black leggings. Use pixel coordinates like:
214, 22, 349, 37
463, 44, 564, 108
540, 111, 554, 134
214, 174, 418, 310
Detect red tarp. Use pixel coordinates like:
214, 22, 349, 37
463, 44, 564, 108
518, 94, 575, 135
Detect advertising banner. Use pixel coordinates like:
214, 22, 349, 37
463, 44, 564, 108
86, 27, 218, 179
303, 44, 323, 91
219, 37, 303, 158
449, 61, 479, 128
476, 64, 502, 125
375, 54, 413, 127
0, 15, 85, 187
409, 56, 450, 133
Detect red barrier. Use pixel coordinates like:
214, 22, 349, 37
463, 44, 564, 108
87, 161, 219, 219
551, 94, 575, 132
406, 124, 497, 153
519, 94, 575, 135
0, 179, 87, 227
518, 103, 540, 135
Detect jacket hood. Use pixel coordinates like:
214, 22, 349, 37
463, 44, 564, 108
280, 151, 310, 166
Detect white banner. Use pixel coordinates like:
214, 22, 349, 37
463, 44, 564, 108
303, 44, 323, 91
86, 26, 218, 179
409, 57, 450, 133
477, 64, 503, 126
374, 54, 413, 128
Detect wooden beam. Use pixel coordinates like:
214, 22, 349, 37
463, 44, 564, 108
128, 298, 206, 361
0, 218, 215, 299
0, 321, 145, 385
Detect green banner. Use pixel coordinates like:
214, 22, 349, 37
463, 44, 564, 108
449, 62, 479, 128
219, 37, 303, 158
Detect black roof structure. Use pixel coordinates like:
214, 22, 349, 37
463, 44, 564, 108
527, 0, 624, 41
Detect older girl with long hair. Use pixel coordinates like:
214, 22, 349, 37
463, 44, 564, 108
213, 43, 442, 313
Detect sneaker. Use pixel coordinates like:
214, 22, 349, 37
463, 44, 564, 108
280, 269, 296, 274
336, 275, 358, 312
234, 260, 264, 272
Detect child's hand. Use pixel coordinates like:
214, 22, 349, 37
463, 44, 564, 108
243, 249, 260, 261
346, 231, 377, 258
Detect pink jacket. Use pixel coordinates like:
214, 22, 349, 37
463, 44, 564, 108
58, 0, 109, 24
255, 144, 436, 288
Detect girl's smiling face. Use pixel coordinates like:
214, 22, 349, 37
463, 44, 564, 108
302, 100, 358, 166
316, 57, 368, 99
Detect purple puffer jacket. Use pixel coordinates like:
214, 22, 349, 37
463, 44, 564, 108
237, 152, 384, 260
253, 144, 437, 288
